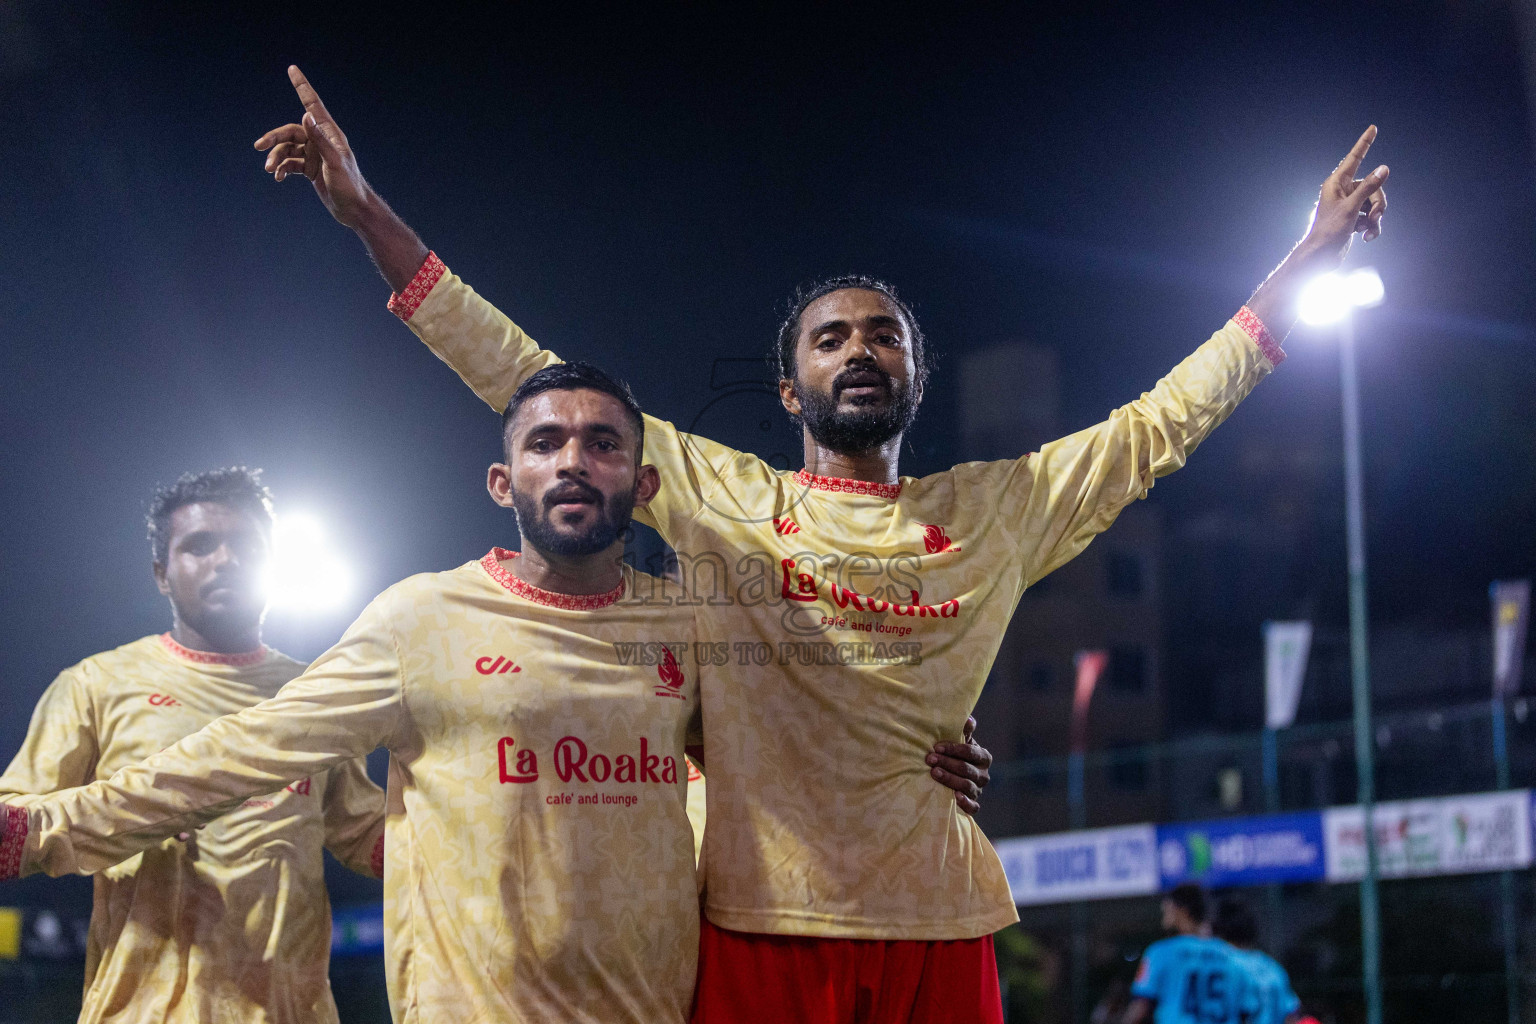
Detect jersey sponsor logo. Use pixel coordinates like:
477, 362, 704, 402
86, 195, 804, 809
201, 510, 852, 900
285, 777, 312, 796
498, 737, 540, 783
147, 693, 181, 708
495, 735, 681, 786
919, 523, 960, 554
475, 655, 522, 675
654, 645, 686, 699
780, 558, 960, 618
772, 516, 801, 536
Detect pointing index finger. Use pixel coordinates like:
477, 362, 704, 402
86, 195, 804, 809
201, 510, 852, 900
287, 64, 334, 125
1334, 125, 1378, 184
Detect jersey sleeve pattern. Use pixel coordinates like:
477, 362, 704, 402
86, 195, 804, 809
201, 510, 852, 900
392, 259, 765, 537
321, 757, 388, 879
962, 311, 1278, 589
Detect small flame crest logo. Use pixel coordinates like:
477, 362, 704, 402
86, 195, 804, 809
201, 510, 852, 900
658, 647, 684, 689
920, 524, 960, 554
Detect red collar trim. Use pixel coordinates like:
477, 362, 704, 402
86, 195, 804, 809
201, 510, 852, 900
158, 633, 267, 668
480, 549, 626, 610
794, 468, 902, 500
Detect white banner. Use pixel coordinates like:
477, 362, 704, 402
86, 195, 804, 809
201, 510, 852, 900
1323, 790, 1532, 882
994, 824, 1158, 906
1264, 621, 1313, 729
1492, 580, 1530, 697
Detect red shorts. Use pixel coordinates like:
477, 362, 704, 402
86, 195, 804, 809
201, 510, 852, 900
690, 918, 1004, 1024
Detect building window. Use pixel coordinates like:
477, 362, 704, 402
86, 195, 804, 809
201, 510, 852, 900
1107, 645, 1147, 693
1108, 741, 1149, 790
1107, 551, 1144, 598
1028, 661, 1055, 692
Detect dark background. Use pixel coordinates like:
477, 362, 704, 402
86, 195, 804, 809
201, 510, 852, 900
1, 1, 1534, 1014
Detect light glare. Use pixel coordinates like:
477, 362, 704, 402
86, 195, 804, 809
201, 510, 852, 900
264, 512, 351, 611
1298, 268, 1384, 326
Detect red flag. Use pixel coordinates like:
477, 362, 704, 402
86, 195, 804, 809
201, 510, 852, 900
1071, 650, 1109, 754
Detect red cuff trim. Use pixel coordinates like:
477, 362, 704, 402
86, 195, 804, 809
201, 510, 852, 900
1234, 306, 1285, 367
0, 804, 28, 880
387, 251, 446, 322
371, 833, 386, 879
793, 469, 902, 500
159, 633, 267, 668
480, 549, 626, 610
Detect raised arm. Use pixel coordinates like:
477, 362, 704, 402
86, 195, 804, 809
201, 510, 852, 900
1007, 128, 1388, 585
254, 67, 762, 535
256, 65, 427, 292
0, 598, 405, 880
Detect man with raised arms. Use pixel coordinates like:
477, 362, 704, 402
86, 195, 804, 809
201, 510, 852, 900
0, 467, 386, 1024
254, 66, 1388, 1023
0, 366, 991, 1023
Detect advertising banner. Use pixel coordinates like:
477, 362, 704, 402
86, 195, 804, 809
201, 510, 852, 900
1156, 811, 1326, 889
1323, 789, 1532, 882
331, 903, 386, 955
994, 824, 1159, 906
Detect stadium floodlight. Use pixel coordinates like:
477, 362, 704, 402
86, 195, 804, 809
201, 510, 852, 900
263, 512, 352, 611
1298, 267, 1385, 326
1300, 262, 1388, 1024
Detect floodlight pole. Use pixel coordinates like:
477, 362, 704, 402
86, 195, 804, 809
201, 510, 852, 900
1339, 314, 1383, 1024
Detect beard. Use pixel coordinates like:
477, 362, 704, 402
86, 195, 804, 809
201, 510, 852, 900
511, 478, 637, 558
796, 365, 920, 455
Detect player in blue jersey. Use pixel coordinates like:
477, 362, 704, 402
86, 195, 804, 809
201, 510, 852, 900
1123, 884, 1251, 1024
1212, 895, 1302, 1024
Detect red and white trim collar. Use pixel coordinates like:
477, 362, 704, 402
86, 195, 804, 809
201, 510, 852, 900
0, 804, 28, 880
480, 549, 626, 610
387, 251, 447, 322
159, 633, 267, 668
794, 468, 902, 500
1234, 306, 1286, 367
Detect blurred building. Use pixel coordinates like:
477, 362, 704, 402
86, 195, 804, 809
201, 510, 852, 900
961, 342, 1167, 837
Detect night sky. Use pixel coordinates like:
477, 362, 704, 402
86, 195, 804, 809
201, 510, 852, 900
3, 0, 1534, 767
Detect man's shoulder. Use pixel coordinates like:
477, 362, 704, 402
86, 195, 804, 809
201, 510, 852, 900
372, 558, 494, 606
58, 635, 169, 685
259, 647, 308, 678
1234, 947, 1283, 976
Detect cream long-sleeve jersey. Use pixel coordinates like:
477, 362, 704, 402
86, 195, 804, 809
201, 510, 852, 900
6, 553, 705, 1024
387, 254, 1282, 940
0, 633, 384, 1024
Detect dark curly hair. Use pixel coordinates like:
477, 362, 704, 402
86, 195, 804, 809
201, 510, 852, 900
147, 467, 275, 564
771, 275, 933, 395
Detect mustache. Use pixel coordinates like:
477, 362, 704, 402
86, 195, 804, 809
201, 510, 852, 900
542, 480, 605, 510
200, 574, 249, 597
832, 365, 893, 397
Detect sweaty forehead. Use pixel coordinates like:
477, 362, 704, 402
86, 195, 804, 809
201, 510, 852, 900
799, 288, 908, 337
